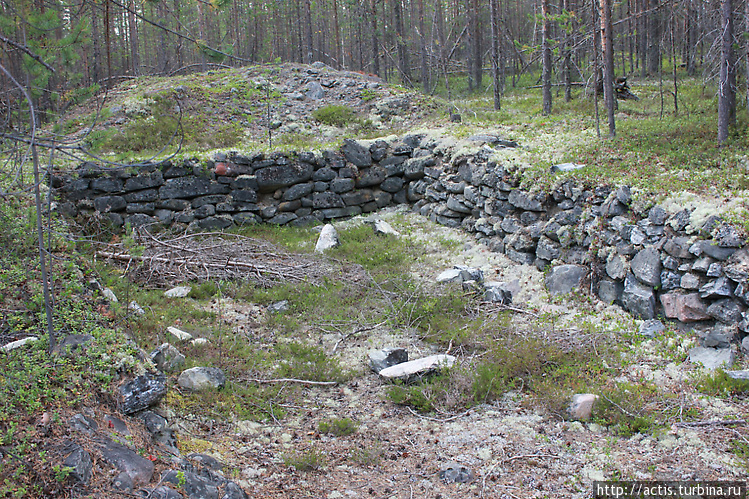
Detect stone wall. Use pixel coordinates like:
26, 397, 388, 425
55, 133, 749, 351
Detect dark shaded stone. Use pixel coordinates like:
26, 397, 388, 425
94, 196, 126, 213
255, 163, 313, 192
69, 414, 98, 434
663, 237, 693, 258
340, 139, 372, 167
699, 277, 735, 299
231, 190, 257, 203
198, 215, 234, 230
63, 445, 92, 484
707, 299, 743, 324
621, 273, 655, 319
648, 206, 668, 225
159, 177, 212, 199
124, 171, 164, 191
99, 440, 154, 485
127, 203, 156, 215
380, 176, 404, 193
268, 212, 297, 225
222, 481, 249, 499
321, 206, 362, 219
157, 199, 190, 211
630, 247, 662, 287
639, 319, 665, 338
233, 176, 258, 190
312, 167, 337, 181
403, 156, 434, 179
119, 372, 167, 415
342, 190, 375, 206
715, 223, 744, 248
163, 470, 219, 499
124, 189, 158, 203
724, 248, 749, 282
598, 279, 624, 304
194, 205, 215, 218
660, 271, 682, 291
283, 183, 314, 201
233, 212, 260, 225
703, 324, 737, 348
192, 195, 228, 208
91, 177, 124, 192
693, 240, 737, 261
508, 190, 546, 211
139, 411, 177, 448
369, 348, 408, 373
313, 192, 345, 209
356, 166, 387, 187
126, 214, 157, 227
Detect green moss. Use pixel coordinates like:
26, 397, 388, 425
312, 105, 359, 127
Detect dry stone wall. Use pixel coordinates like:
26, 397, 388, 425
55, 133, 749, 350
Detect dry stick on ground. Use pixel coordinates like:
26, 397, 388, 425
248, 378, 339, 386
331, 320, 388, 354
675, 420, 747, 428
405, 406, 472, 422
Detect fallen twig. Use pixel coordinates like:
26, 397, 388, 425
405, 406, 471, 422
675, 419, 747, 428
248, 378, 339, 386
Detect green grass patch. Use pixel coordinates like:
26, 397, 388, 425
312, 105, 359, 127
696, 370, 749, 398
318, 417, 359, 436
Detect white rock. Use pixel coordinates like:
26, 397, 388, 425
569, 393, 598, 421
315, 224, 340, 253
726, 370, 749, 381
191, 338, 209, 346
102, 288, 118, 303
164, 286, 191, 298
688, 347, 735, 370
1, 337, 38, 353
128, 301, 146, 316
436, 268, 462, 283
378, 354, 456, 379
166, 326, 193, 341
372, 220, 401, 237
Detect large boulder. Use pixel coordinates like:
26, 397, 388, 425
255, 163, 314, 192
630, 247, 661, 287
177, 367, 226, 391
119, 373, 167, 415
660, 292, 710, 322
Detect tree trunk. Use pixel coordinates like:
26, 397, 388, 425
472, 0, 483, 88
490, 0, 502, 109
333, 0, 342, 67
304, 0, 313, 64
127, 0, 139, 75
542, 0, 552, 115
418, 0, 429, 92
371, 0, 380, 76
91, 0, 102, 83
647, 0, 660, 75
600, 0, 616, 137
718, 0, 735, 144
393, 0, 411, 85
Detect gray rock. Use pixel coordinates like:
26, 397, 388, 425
55, 334, 95, 354
340, 139, 372, 167
688, 347, 735, 370
536, 237, 560, 261
112, 472, 133, 493
267, 300, 289, 313
305, 81, 325, 100
742, 336, 749, 353
222, 481, 249, 499
660, 271, 681, 291
726, 370, 749, 381
119, 372, 167, 415
500, 217, 522, 234
63, 444, 93, 484
724, 248, 749, 282
315, 224, 339, 252
737, 282, 749, 305
545, 265, 587, 296
440, 462, 474, 484
356, 166, 387, 187
508, 190, 545, 211
378, 354, 456, 380
150, 343, 186, 372
484, 281, 513, 305
100, 440, 155, 485
91, 177, 124, 192
707, 263, 724, 277
177, 367, 226, 391
660, 292, 711, 322
69, 414, 98, 434
662, 255, 679, 270
198, 215, 234, 230
456, 265, 484, 282
663, 236, 693, 258
312, 192, 345, 209
680, 273, 701, 290
505, 247, 536, 265
692, 240, 737, 261
639, 319, 665, 338
144, 486, 183, 499
163, 469, 219, 499
707, 299, 743, 324
140, 411, 177, 448
606, 254, 626, 280
369, 348, 409, 373
699, 277, 735, 299
598, 279, 623, 304
436, 268, 462, 283
369, 219, 401, 236
124, 172, 164, 191
403, 156, 432, 180
621, 273, 655, 319
255, 163, 314, 192
702, 324, 737, 348
630, 247, 661, 287
715, 224, 745, 248
648, 206, 669, 225
692, 256, 714, 273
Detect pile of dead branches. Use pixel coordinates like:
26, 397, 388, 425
95, 228, 335, 288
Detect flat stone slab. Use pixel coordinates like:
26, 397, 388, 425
688, 347, 735, 370
1, 337, 38, 352
378, 354, 456, 380
726, 370, 749, 381
167, 326, 193, 341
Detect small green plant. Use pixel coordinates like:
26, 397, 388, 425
696, 370, 749, 397
188, 281, 220, 300
360, 89, 377, 102
52, 465, 72, 483
350, 442, 383, 467
318, 417, 359, 436
312, 105, 358, 127
176, 470, 187, 488
282, 447, 327, 471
